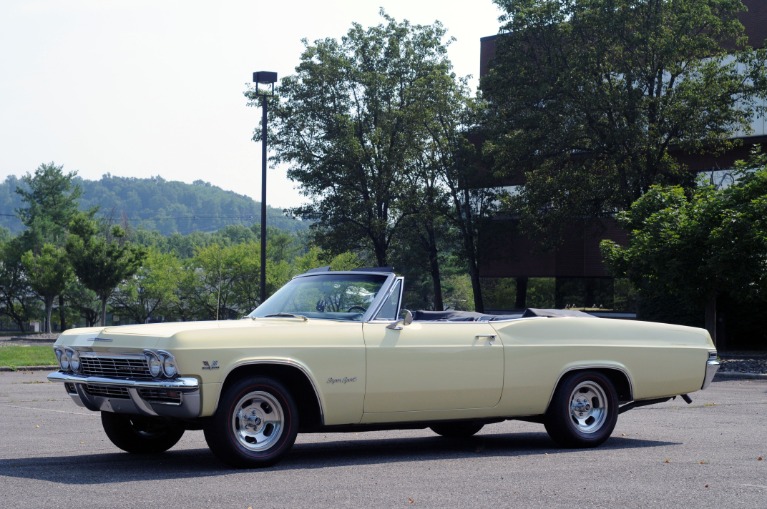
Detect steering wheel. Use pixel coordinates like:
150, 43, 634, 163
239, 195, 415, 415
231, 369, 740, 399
347, 306, 367, 313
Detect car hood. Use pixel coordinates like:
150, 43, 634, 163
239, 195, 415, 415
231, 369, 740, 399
98, 319, 254, 338
54, 317, 359, 349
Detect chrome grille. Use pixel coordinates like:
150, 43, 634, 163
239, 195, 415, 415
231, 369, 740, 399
79, 354, 152, 380
86, 384, 129, 399
138, 388, 183, 405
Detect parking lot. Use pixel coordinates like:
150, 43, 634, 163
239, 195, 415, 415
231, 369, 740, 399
0, 371, 764, 508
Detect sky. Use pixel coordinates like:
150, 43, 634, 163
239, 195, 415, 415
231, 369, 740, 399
0, 0, 503, 209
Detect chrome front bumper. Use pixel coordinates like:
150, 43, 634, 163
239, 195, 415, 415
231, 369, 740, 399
47, 371, 201, 418
702, 353, 720, 390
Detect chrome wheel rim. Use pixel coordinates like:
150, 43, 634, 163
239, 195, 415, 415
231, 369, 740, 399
232, 390, 285, 452
568, 380, 608, 434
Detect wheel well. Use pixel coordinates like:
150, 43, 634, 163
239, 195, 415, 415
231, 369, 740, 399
222, 364, 323, 431
558, 368, 633, 403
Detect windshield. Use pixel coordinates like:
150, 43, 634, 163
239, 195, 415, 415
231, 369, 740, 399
249, 273, 389, 321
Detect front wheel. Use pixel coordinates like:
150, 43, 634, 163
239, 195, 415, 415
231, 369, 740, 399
101, 413, 185, 454
544, 371, 618, 448
204, 377, 298, 468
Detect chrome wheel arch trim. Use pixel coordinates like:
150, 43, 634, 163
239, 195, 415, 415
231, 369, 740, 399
547, 364, 634, 408
222, 358, 326, 424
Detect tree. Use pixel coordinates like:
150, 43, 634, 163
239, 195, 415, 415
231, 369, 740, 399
601, 152, 767, 345
62, 279, 101, 328
258, 11, 457, 267
66, 214, 146, 326
484, 0, 767, 241
110, 248, 184, 323
188, 243, 261, 320
427, 87, 499, 312
21, 244, 72, 333
0, 238, 37, 332
16, 163, 82, 248
12, 163, 82, 331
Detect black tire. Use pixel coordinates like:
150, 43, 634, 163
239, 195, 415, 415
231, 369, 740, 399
544, 371, 618, 448
204, 377, 298, 468
101, 412, 185, 454
430, 422, 485, 438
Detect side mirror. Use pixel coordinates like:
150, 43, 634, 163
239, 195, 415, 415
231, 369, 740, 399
386, 309, 413, 330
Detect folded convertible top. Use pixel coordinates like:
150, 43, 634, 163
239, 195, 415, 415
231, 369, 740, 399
411, 308, 593, 322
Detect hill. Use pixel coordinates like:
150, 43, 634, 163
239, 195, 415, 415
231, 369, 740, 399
0, 174, 309, 236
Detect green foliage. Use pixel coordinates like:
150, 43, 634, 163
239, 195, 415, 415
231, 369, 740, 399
253, 11, 496, 310
188, 242, 264, 319
601, 152, 767, 338
0, 238, 38, 331
111, 248, 184, 323
485, 0, 767, 242
0, 161, 390, 329
440, 273, 475, 311
2, 164, 83, 332
260, 11, 457, 267
21, 244, 73, 333
66, 214, 147, 325
15, 163, 82, 247
62, 278, 100, 328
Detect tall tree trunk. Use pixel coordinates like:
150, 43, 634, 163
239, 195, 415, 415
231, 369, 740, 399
515, 277, 529, 309
469, 262, 484, 312
457, 188, 484, 312
100, 297, 108, 326
424, 225, 444, 311
58, 294, 67, 331
44, 296, 54, 334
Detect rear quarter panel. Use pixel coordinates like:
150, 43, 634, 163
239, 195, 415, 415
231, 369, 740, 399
491, 317, 715, 416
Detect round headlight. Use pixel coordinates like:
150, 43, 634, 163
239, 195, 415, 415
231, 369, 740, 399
161, 352, 177, 378
54, 348, 65, 370
59, 348, 71, 371
68, 348, 81, 373
145, 351, 162, 378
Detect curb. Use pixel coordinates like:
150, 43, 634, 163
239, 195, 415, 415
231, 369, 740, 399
0, 365, 57, 372
714, 371, 767, 380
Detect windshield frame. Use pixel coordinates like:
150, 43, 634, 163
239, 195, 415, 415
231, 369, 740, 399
248, 271, 399, 322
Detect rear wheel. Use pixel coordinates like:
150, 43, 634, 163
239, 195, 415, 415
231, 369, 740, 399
101, 413, 185, 454
430, 422, 484, 438
204, 377, 298, 468
544, 371, 618, 448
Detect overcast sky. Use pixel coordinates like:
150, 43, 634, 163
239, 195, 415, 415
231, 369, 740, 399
0, 0, 502, 209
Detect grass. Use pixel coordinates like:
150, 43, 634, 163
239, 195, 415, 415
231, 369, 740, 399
0, 345, 57, 369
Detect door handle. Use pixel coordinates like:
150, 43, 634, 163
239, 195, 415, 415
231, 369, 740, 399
474, 334, 497, 345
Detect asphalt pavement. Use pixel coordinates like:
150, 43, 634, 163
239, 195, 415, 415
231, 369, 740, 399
0, 371, 765, 508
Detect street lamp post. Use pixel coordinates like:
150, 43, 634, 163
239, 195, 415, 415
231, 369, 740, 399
253, 71, 277, 305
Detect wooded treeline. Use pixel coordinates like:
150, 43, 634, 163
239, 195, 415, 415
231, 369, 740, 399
0, 163, 477, 334
0, 173, 307, 235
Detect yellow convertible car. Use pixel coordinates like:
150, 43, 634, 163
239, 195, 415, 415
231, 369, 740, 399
48, 268, 719, 468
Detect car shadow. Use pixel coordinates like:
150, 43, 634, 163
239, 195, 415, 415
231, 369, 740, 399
285, 431, 676, 469
0, 432, 677, 482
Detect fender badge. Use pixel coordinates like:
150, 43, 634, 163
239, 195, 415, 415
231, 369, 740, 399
202, 361, 220, 370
